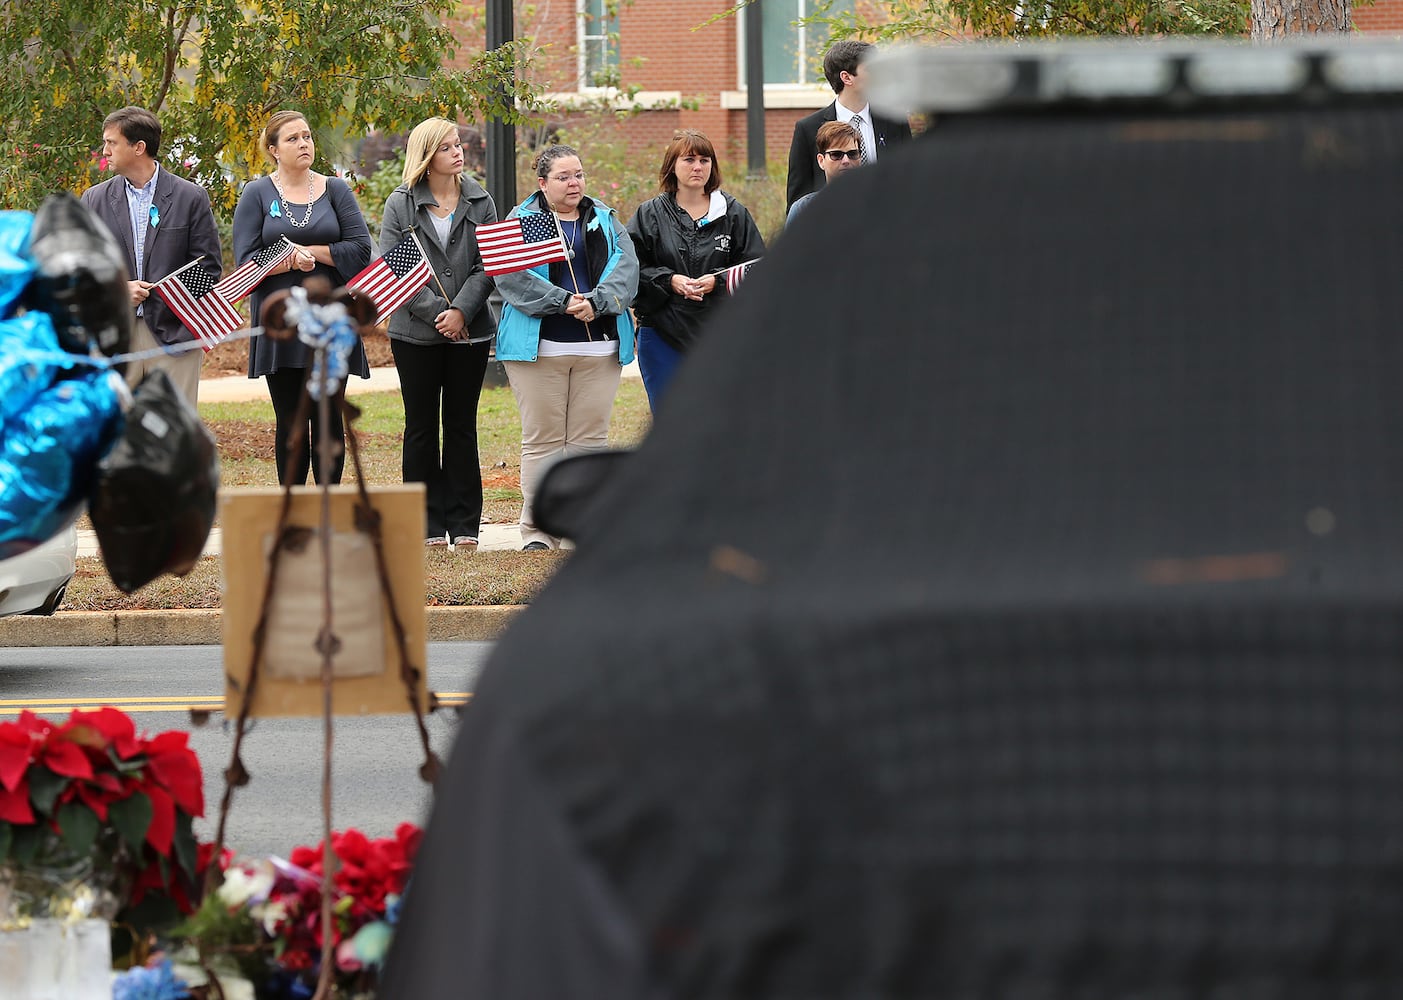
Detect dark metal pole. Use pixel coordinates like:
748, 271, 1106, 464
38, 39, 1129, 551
486, 0, 517, 214
745, 0, 766, 179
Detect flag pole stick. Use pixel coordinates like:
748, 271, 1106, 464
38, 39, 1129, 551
148, 255, 206, 289
406, 227, 451, 302
548, 207, 593, 340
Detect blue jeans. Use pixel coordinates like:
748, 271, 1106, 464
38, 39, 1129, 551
636, 326, 684, 414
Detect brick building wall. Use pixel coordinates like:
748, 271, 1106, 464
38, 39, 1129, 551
1355, 0, 1403, 33
448, 1, 834, 173
449, 0, 1403, 175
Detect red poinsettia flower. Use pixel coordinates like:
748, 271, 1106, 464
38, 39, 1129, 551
0, 775, 34, 824
395, 821, 423, 861
64, 706, 143, 760
142, 731, 204, 817
63, 770, 125, 821
0, 721, 32, 794
142, 782, 176, 856
0, 711, 94, 793
128, 855, 202, 915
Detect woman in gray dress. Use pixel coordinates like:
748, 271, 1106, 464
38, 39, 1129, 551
233, 109, 373, 485
377, 117, 498, 551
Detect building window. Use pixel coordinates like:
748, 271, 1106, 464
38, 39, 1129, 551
741, 0, 855, 87
578, 0, 619, 89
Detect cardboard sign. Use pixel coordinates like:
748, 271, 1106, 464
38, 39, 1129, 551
221, 485, 427, 718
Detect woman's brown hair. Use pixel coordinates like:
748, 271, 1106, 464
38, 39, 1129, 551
658, 129, 722, 196
260, 110, 310, 164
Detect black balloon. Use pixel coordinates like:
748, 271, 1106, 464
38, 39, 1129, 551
25, 191, 132, 364
89, 370, 219, 594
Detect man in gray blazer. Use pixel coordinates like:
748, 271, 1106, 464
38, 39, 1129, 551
81, 106, 223, 404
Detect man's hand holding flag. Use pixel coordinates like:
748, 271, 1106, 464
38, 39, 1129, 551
151, 257, 243, 352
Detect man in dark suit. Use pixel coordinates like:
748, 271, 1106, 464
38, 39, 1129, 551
785, 40, 913, 212
81, 106, 223, 404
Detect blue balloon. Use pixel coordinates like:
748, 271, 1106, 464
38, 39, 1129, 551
0, 210, 36, 317
0, 206, 124, 556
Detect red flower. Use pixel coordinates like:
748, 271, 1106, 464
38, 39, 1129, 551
0, 776, 33, 823
143, 783, 176, 856
0, 711, 94, 790
143, 731, 204, 817
198, 841, 234, 877
65, 707, 142, 760
395, 821, 423, 861
65, 770, 125, 821
0, 722, 32, 793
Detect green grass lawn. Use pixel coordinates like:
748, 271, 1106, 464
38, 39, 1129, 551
62, 379, 651, 611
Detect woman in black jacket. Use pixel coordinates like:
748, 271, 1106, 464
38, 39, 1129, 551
377, 117, 497, 551
627, 129, 764, 413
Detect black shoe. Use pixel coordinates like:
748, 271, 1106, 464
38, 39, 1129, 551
522, 541, 551, 552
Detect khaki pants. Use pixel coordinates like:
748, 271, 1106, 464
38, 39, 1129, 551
504, 354, 622, 549
125, 319, 203, 407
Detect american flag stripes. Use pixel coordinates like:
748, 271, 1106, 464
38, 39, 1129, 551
153, 265, 243, 352
346, 234, 434, 321
477, 213, 568, 276
721, 258, 760, 294
213, 236, 296, 302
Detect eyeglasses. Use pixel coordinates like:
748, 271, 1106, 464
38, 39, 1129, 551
548, 171, 585, 183
822, 149, 862, 161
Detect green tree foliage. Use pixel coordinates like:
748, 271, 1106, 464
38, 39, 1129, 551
0, 0, 539, 210
711, 0, 1247, 44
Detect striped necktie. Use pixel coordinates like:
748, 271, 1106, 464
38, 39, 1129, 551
850, 113, 868, 163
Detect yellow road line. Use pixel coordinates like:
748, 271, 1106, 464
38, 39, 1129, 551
0, 696, 219, 706
0, 693, 471, 717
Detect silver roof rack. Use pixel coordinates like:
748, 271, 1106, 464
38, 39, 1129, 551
867, 37, 1403, 116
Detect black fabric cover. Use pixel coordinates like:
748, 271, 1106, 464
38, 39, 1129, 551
89, 369, 218, 594
385, 103, 1403, 998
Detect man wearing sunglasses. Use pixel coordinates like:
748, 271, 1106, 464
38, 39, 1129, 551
785, 40, 913, 213
786, 122, 864, 225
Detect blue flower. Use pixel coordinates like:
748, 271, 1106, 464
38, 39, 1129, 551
112, 959, 190, 1000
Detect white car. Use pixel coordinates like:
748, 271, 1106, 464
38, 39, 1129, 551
0, 524, 77, 617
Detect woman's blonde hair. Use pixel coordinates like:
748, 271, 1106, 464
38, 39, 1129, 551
402, 117, 462, 187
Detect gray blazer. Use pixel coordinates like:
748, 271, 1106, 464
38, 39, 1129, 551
377, 176, 498, 346
80, 166, 223, 347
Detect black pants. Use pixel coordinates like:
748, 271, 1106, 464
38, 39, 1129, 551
390, 337, 490, 540
265, 367, 346, 486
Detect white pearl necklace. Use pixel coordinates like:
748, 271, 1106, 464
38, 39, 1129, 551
272, 172, 316, 228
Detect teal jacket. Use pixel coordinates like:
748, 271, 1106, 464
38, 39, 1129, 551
494, 192, 639, 363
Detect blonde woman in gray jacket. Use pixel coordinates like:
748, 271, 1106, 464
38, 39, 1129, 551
379, 117, 498, 551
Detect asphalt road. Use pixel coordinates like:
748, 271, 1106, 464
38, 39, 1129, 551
0, 642, 493, 859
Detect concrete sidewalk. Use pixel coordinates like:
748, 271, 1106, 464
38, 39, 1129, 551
75, 521, 523, 561
201, 357, 640, 404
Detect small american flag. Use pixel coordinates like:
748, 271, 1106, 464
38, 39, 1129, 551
721, 258, 760, 294
347, 234, 434, 321
214, 236, 296, 302
153, 264, 243, 352
477, 213, 568, 276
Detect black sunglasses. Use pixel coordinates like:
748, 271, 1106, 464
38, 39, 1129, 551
822, 149, 862, 161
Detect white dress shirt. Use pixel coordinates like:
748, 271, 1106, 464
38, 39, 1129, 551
835, 102, 879, 162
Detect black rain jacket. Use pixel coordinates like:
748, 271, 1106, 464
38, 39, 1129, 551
626, 191, 764, 353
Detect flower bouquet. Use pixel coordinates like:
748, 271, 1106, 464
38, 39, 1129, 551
0, 707, 214, 938
178, 823, 421, 999
0, 707, 219, 997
